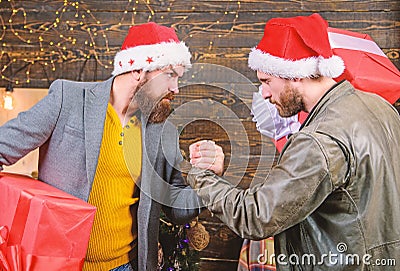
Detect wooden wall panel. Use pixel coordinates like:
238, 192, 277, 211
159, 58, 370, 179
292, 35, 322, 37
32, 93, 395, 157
0, 1, 399, 88
0, 1, 399, 270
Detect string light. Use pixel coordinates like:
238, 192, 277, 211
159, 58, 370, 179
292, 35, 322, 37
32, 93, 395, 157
2, 84, 15, 110
0, 0, 114, 84
0, 0, 243, 85
181, 0, 241, 54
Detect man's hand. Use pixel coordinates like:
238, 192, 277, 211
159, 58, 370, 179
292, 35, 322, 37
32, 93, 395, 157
189, 140, 225, 176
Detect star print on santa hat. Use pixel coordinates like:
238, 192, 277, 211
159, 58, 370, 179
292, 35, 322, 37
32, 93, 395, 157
112, 22, 191, 76
146, 57, 154, 64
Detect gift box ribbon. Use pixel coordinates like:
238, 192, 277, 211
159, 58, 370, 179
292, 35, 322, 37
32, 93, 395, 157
0, 190, 85, 271
0, 225, 22, 271
1, 225, 84, 271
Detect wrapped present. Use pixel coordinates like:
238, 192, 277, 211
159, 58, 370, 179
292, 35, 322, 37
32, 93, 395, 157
328, 27, 400, 104
0, 172, 96, 271
252, 27, 400, 153
238, 238, 276, 271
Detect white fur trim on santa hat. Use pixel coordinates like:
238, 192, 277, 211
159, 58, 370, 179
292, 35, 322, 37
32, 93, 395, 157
112, 41, 191, 76
248, 48, 345, 79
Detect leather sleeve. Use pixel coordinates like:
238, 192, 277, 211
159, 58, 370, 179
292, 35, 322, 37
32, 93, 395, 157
187, 131, 348, 239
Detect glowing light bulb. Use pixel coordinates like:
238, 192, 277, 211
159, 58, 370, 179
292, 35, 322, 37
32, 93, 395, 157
2, 85, 15, 110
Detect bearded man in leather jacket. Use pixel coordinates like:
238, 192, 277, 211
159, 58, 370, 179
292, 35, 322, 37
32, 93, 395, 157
187, 13, 400, 271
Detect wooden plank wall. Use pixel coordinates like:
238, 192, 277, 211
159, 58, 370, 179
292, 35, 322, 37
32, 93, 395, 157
1, 1, 399, 271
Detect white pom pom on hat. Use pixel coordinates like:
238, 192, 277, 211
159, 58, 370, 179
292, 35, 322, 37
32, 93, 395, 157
248, 13, 345, 79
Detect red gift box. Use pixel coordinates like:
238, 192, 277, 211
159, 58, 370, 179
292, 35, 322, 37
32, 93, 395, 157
270, 28, 400, 153
328, 27, 400, 104
0, 172, 96, 271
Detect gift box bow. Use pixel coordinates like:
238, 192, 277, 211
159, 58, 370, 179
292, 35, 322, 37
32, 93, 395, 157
0, 225, 83, 271
1, 226, 13, 271
1, 211, 84, 271
1, 225, 24, 271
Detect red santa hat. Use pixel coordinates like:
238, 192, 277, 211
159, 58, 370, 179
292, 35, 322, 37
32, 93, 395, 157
248, 13, 345, 79
112, 22, 191, 76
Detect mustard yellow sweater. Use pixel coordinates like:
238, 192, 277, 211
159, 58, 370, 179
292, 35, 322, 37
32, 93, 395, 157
83, 104, 141, 271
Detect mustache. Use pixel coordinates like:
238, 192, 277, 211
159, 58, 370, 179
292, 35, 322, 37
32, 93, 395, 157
162, 92, 175, 101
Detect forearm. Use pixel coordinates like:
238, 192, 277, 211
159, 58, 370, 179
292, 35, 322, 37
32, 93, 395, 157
187, 131, 351, 240
187, 139, 344, 240
188, 167, 281, 240
163, 204, 200, 225
163, 180, 203, 224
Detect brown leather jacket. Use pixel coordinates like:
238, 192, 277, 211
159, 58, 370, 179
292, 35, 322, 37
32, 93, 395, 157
188, 80, 400, 270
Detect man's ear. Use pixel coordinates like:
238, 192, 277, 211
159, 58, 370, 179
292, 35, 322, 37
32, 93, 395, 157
131, 70, 142, 81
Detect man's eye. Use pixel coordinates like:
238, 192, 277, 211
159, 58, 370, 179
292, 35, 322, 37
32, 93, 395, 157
261, 79, 270, 85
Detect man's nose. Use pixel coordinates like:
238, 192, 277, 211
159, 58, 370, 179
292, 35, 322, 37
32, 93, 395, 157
261, 86, 271, 99
169, 79, 179, 94
169, 86, 179, 94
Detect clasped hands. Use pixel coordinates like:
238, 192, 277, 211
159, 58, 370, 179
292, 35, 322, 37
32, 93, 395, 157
189, 140, 225, 176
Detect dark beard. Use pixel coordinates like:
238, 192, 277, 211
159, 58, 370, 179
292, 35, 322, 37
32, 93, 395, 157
277, 82, 305, 117
134, 80, 174, 124
147, 93, 174, 123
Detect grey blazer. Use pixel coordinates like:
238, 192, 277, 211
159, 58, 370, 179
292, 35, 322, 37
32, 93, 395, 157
0, 77, 201, 270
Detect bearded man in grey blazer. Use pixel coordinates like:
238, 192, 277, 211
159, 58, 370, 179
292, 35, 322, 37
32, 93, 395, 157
0, 22, 201, 271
